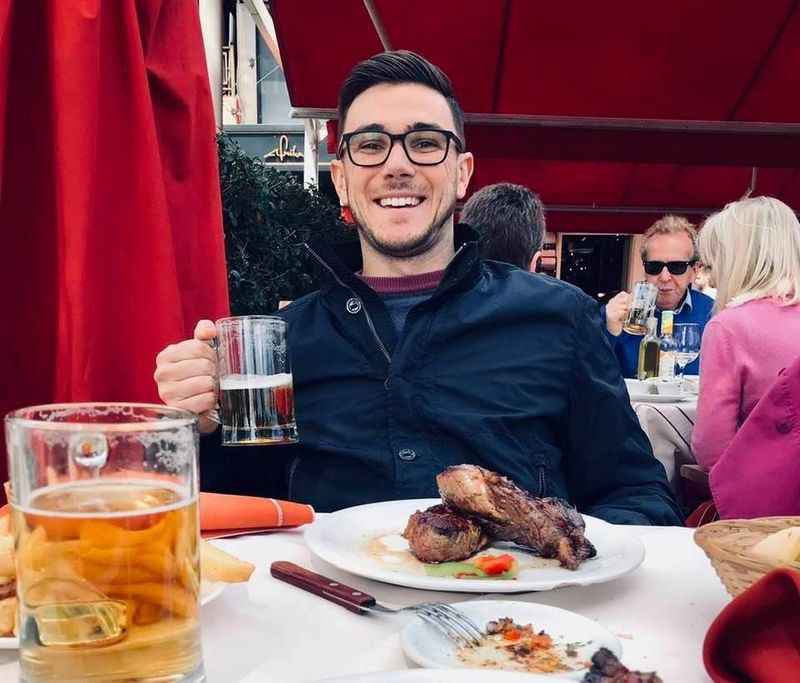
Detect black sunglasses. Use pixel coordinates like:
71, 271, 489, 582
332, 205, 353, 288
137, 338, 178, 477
643, 260, 697, 276
338, 128, 464, 167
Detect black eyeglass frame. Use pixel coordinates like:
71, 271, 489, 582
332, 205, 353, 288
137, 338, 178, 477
642, 259, 698, 276
337, 128, 465, 167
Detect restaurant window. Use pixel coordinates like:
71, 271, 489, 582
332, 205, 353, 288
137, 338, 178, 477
560, 235, 629, 303
256, 33, 292, 125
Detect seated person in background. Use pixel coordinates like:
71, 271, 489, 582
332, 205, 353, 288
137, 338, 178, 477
154, 51, 681, 526
692, 196, 800, 469
604, 216, 714, 378
694, 264, 717, 300
460, 182, 545, 272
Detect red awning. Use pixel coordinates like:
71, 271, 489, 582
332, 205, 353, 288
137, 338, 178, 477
271, 0, 800, 232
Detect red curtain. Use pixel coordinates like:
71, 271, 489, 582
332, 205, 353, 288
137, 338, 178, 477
0, 1, 230, 487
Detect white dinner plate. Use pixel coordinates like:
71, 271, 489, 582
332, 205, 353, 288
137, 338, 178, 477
0, 580, 226, 650
305, 499, 645, 593
402, 599, 620, 679
319, 670, 576, 682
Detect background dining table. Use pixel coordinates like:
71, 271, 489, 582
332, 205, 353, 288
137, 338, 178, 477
631, 392, 699, 505
0, 517, 729, 682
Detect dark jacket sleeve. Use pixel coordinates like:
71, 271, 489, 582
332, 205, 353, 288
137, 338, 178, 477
566, 296, 684, 526
598, 303, 627, 374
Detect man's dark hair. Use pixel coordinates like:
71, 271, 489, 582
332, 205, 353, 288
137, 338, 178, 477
337, 50, 465, 145
460, 183, 546, 270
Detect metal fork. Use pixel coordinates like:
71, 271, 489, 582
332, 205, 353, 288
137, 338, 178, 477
270, 561, 483, 647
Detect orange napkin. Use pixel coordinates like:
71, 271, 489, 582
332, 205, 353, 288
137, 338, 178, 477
704, 568, 800, 682
199, 492, 314, 539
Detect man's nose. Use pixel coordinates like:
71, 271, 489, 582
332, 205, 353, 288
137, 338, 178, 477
382, 139, 415, 177
658, 267, 672, 281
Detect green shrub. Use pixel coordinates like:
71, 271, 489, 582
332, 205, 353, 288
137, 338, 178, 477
218, 133, 354, 314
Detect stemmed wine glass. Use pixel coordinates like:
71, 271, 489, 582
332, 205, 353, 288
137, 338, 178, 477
673, 323, 701, 388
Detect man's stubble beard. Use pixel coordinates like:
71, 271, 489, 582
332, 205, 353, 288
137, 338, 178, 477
351, 195, 458, 259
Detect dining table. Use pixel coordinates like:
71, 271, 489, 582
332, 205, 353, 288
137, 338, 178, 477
0, 516, 730, 682
630, 382, 699, 503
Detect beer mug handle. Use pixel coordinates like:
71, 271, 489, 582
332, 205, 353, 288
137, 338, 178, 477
202, 337, 222, 426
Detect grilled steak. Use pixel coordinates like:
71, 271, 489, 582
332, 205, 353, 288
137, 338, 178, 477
583, 647, 663, 682
402, 504, 490, 563
437, 464, 596, 570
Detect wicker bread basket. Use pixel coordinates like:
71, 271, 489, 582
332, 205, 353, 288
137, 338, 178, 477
694, 516, 800, 597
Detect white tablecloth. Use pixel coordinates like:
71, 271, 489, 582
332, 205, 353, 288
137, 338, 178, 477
0, 521, 728, 683
633, 398, 698, 497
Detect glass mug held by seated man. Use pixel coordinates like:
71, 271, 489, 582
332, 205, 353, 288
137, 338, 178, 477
6, 403, 205, 683
155, 316, 298, 446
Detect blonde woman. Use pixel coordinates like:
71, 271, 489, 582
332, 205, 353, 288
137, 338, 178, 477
692, 196, 800, 469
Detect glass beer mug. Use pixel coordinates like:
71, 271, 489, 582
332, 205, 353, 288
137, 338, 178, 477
623, 282, 658, 335
214, 316, 298, 446
5, 403, 204, 683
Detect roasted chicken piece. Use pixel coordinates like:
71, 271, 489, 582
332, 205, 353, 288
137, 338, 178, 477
437, 464, 596, 570
582, 648, 663, 683
402, 504, 490, 562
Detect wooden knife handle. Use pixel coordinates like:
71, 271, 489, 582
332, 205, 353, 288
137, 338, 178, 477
270, 561, 376, 614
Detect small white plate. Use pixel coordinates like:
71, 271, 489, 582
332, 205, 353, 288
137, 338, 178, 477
305, 499, 645, 593
0, 580, 226, 650
628, 392, 694, 404
319, 670, 576, 682
401, 600, 620, 679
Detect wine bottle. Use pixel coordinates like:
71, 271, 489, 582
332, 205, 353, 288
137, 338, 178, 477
658, 310, 677, 379
637, 316, 660, 380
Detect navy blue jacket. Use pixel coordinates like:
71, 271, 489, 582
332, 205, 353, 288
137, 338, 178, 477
201, 228, 682, 526
605, 287, 714, 379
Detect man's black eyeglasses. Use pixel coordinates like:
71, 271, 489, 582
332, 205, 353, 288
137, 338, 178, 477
338, 129, 464, 167
643, 260, 697, 276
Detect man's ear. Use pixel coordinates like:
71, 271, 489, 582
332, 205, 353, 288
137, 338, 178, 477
330, 159, 349, 207
455, 152, 474, 200
529, 251, 542, 273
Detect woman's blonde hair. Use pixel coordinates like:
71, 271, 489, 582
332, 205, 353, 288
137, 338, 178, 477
698, 196, 800, 312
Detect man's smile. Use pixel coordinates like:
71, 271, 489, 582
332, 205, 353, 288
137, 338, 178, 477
374, 194, 426, 209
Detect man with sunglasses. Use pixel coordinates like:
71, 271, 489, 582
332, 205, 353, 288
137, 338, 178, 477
604, 216, 714, 378
155, 51, 681, 526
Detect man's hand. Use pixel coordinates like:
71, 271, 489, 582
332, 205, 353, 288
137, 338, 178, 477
605, 291, 632, 336
154, 320, 219, 434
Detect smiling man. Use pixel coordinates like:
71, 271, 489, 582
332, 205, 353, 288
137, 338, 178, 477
154, 51, 681, 526
604, 216, 714, 378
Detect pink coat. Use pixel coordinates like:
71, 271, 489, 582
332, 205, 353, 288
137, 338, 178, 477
692, 299, 800, 468
710, 354, 800, 518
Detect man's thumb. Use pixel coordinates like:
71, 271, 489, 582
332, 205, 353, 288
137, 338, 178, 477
193, 319, 217, 341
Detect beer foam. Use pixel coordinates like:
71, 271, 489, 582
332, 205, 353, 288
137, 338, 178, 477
220, 373, 293, 390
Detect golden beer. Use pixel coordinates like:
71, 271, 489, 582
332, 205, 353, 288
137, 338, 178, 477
13, 480, 201, 683
219, 373, 298, 445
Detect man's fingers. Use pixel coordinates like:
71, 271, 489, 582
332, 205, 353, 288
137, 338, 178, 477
159, 376, 217, 404
171, 393, 218, 417
156, 339, 216, 365
154, 358, 216, 384
194, 320, 217, 342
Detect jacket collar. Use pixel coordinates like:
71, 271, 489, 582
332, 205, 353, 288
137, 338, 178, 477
305, 223, 482, 298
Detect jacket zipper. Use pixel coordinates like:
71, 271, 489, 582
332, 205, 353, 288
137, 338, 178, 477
305, 244, 392, 364
287, 454, 301, 500
538, 466, 547, 497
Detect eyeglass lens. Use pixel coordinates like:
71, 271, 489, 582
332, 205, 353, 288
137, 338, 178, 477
346, 130, 450, 166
